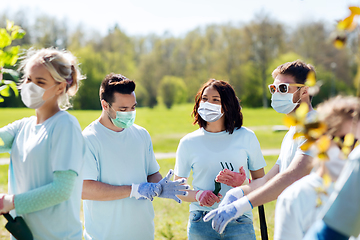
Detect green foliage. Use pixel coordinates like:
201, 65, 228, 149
0, 20, 25, 103
159, 76, 187, 109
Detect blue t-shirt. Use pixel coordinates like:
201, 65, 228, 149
82, 120, 160, 240
175, 127, 266, 219
0, 111, 85, 240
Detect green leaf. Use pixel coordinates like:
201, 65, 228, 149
11, 28, 26, 40
8, 81, 18, 97
1, 68, 20, 80
0, 136, 4, 146
0, 85, 11, 97
0, 29, 12, 49
0, 96, 4, 102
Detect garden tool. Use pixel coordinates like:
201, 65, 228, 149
3, 213, 33, 240
258, 205, 268, 240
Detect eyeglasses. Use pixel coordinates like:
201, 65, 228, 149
268, 83, 305, 94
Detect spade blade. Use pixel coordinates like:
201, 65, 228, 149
4, 213, 33, 240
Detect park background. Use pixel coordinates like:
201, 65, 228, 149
1, 0, 360, 239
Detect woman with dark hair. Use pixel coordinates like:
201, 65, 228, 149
174, 79, 266, 240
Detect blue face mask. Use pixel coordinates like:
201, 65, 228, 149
270, 90, 300, 114
109, 108, 136, 129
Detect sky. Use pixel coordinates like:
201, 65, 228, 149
3, 0, 360, 37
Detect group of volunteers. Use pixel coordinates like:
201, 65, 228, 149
0, 47, 359, 240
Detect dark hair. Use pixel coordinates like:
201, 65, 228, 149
192, 79, 243, 134
99, 73, 136, 104
272, 60, 315, 85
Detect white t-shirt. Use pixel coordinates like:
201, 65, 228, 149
82, 120, 160, 240
175, 127, 266, 219
0, 111, 85, 240
274, 173, 331, 240
322, 145, 360, 237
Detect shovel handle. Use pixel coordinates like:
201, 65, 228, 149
3, 213, 13, 222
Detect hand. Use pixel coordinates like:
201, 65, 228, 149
218, 187, 244, 208
195, 190, 222, 207
0, 194, 15, 214
215, 166, 247, 187
203, 196, 252, 234
130, 182, 161, 201
158, 169, 190, 203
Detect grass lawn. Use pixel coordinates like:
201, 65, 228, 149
0, 105, 285, 157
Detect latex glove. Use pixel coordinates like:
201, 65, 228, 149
218, 187, 244, 208
0, 194, 15, 214
215, 166, 248, 187
203, 196, 252, 234
195, 190, 222, 207
130, 182, 161, 201
158, 169, 190, 203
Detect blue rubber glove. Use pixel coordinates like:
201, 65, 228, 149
203, 196, 253, 234
218, 187, 244, 208
130, 182, 161, 201
158, 169, 190, 203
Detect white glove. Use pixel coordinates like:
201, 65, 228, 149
218, 187, 244, 208
203, 196, 252, 234
158, 169, 189, 203
130, 182, 161, 201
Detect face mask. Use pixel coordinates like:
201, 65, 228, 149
109, 109, 136, 129
20, 82, 55, 109
270, 89, 301, 114
324, 146, 346, 181
198, 101, 224, 122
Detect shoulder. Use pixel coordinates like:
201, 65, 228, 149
82, 120, 101, 138
130, 124, 150, 136
179, 129, 203, 143
54, 111, 81, 130
232, 126, 257, 139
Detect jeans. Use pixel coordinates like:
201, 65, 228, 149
188, 210, 256, 240
303, 220, 349, 240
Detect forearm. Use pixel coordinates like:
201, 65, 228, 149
15, 170, 77, 215
82, 180, 131, 201
241, 164, 279, 195
177, 189, 197, 202
247, 154, 312, 207
147, 171, 162, 183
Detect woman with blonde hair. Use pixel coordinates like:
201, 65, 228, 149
0, 48, 86, 239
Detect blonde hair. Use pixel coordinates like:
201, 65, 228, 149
20, 48, 85, 110
317, 95, 360, 136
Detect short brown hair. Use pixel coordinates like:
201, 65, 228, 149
99, 73, 136, 104
272, 60, 315, 84
317, 95, 360, 136
192, 79, 243, 134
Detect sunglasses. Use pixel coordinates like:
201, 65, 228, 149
268, 83, 305, 94
332, 135, 359, 150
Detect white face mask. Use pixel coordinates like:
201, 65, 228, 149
198, 101, 224, 122
270, 89, 301, 114
325, 146, 346, 181
20, 82, 55, 109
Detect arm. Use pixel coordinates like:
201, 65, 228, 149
82, 180, 131, 201
147, 171, 162, 183
247, 154, 312, 207
82, 172, 163, 201
241, 164, 279, 195
8, 170, 77, 215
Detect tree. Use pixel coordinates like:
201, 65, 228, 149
159, 75, 187, 109
0, 20, 25, 104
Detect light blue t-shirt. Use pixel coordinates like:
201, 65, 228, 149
175, 127, 266, 219
82, 120, 160, 240
322, 145, 360, 237
0, 111, 85, 240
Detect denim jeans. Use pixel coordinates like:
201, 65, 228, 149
188, 210, 256, 240
303, 220, 349, 240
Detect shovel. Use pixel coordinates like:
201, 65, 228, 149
3, 213, 33, 240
